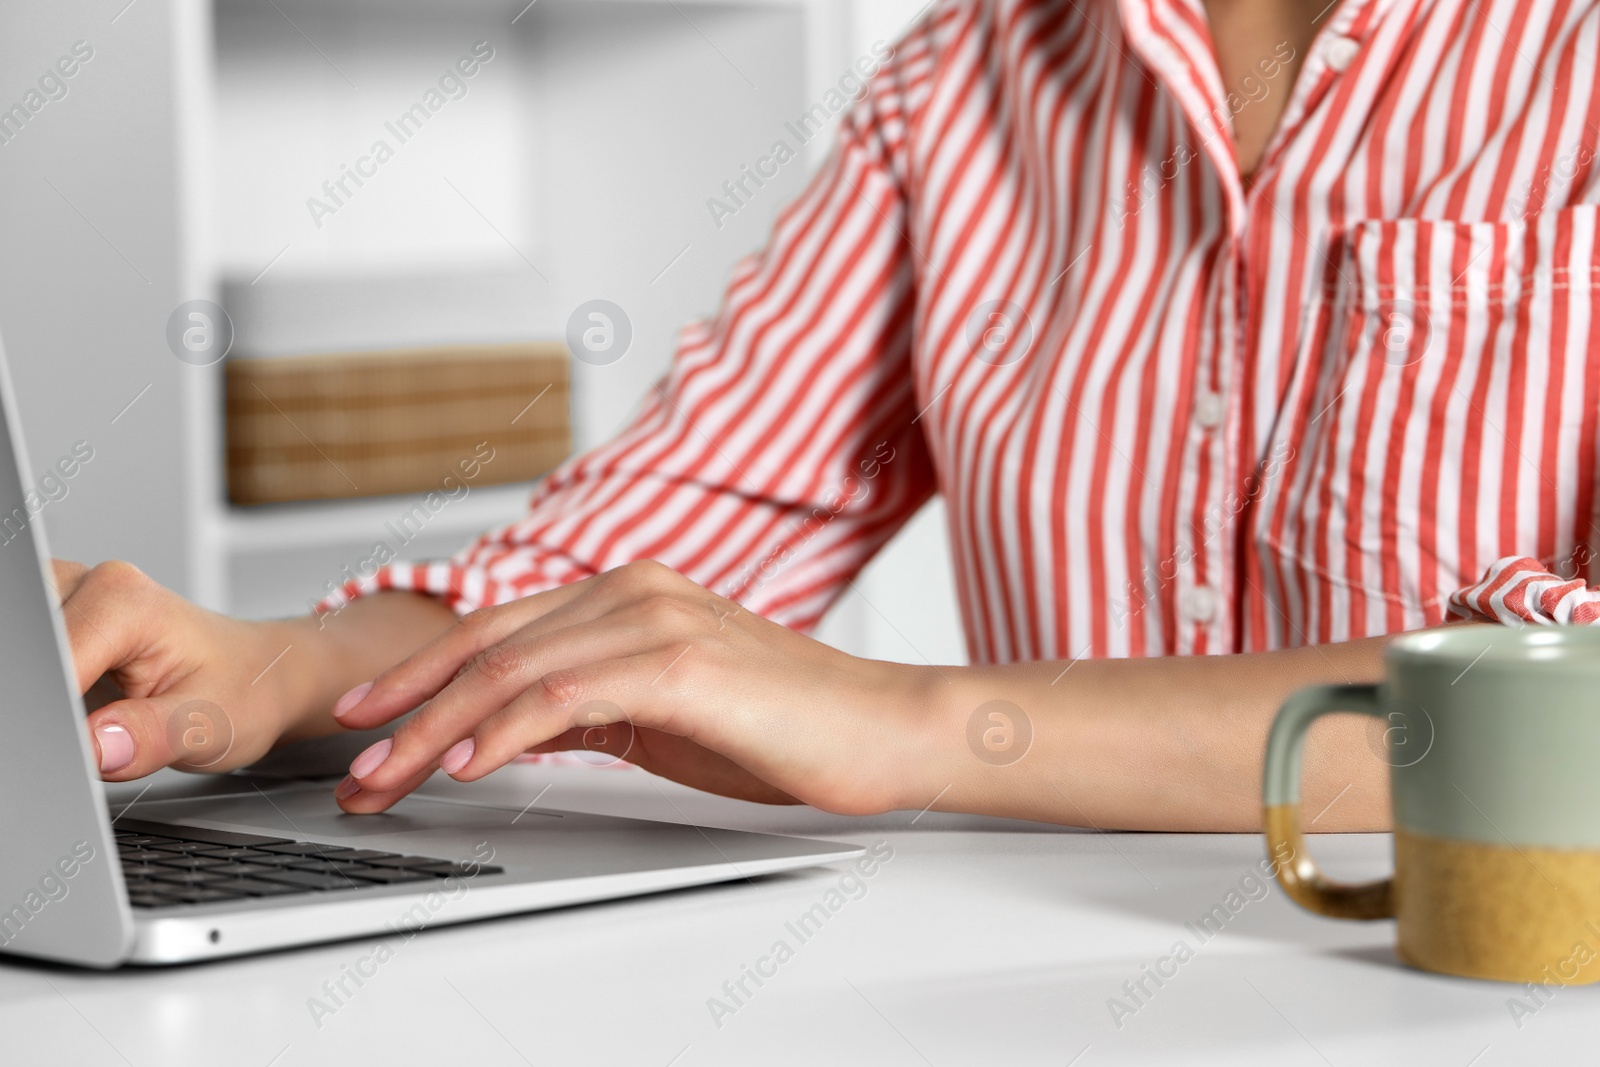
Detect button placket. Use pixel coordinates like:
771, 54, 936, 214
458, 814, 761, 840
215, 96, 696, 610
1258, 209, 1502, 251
1324, 36, 1360, 73
1181, 585, 1221, 623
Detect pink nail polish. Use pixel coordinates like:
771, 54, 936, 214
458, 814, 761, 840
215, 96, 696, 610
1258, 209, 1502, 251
349, 737, 393, 780
95, 723, 134, 774
440, 738, 475, 775
334, 776, 362, 800
333, 681, 374, 720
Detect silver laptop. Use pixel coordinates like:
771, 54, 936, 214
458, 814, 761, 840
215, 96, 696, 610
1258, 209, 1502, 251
0, 335, 861, 968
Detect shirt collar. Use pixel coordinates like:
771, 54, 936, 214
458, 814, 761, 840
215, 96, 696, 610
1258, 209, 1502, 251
1113, 0, 1397, 216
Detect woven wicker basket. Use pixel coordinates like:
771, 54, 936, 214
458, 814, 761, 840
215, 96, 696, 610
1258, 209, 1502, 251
225, 343, 570, 505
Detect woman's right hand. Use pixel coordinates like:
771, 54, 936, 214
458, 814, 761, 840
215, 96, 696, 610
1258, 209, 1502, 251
51, 559, 316, 780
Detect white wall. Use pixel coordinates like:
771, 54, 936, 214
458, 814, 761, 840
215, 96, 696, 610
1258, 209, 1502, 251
0, 2, 204, 595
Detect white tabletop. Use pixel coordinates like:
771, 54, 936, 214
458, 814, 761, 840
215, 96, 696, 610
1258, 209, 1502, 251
0, 762, 1587, 1066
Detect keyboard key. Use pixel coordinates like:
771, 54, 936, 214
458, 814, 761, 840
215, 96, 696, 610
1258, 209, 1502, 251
410, 863, 459, 876
128, 894, 179, 909
149, 870, 231, 886
119, 849, 171, 863
147, 841, 223, 854
292, 857, 366, 871
362, 855, 448, 869
252, 868, 364, 891
119, 862, 168, 875
204, 878, 304, 897
194, 847, 282, 861
112, 818, 291, 848
323, 849, 402, 862
115, 834, 179, 846
347, 868, 438, 885
414, 863, 504, 878
204, 862, 283, 878
153, 855, 232, 870
256, 843, 354, 856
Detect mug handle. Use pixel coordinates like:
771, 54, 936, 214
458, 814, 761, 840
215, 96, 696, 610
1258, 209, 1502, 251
1262, 683, 1395, 920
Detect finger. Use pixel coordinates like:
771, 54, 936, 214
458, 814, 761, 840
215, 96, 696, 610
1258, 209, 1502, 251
533, 721, 639, 767
57, 561, 164, 696
485, 688, 805, 805
333, 764, 435, 815
345, 624, 667, 794
86, 697, 184, 781
333, 578, 606, 729
88, 692, 258, 780
335, 560, 691, 728
436, 651, 682, 782
48, 559, 90, 603
527, 728, 802, 804
608, 730, 804, 804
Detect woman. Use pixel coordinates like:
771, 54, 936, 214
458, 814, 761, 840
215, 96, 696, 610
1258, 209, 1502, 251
64, 0, 1598, 830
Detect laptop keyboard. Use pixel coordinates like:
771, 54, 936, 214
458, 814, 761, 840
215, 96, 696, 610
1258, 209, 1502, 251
114, 818, 503, 909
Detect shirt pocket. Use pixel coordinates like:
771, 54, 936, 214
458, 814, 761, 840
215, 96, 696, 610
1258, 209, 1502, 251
1257, 206, 1600, 642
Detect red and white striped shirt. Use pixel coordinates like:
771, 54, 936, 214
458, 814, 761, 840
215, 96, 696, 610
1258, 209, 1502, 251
334, 0, 1600, 661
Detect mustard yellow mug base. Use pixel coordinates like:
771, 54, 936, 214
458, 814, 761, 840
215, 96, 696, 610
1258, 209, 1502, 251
1394, 829, 1600, 985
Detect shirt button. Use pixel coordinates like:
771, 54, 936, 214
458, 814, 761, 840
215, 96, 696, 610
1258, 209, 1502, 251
1194, 390, 1227, 429
1182, 586, 1220, 623
1325, 36, 1360, 72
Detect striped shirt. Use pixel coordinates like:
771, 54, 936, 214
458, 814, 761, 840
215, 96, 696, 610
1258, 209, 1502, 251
334, 0, 1600, 662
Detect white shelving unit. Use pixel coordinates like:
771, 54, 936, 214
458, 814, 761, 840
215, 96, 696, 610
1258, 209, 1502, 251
1, 0, 841, 613
0, 0, 966, 665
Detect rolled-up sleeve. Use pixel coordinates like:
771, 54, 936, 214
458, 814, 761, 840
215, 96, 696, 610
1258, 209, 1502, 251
1447, 556, 1600, 625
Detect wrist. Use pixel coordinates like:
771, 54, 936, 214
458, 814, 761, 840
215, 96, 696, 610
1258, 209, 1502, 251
270, 591, 460, 744
881, 662, 987, 814
253, 615, 340, 742
891, 662, 1060, 819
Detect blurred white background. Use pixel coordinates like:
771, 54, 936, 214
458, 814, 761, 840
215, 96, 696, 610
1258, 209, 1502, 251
0, 0, 965, 667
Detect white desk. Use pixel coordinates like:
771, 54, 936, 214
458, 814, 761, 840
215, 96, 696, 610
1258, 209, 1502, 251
0, 763, 1588, 1065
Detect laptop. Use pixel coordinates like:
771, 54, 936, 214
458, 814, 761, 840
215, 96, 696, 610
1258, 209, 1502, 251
0, 335, 861, 968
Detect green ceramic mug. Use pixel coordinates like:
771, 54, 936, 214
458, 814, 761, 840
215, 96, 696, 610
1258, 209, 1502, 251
1263, 625, 1600, 984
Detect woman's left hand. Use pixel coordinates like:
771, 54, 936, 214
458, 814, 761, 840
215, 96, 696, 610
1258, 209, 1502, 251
330, 560, 942, 815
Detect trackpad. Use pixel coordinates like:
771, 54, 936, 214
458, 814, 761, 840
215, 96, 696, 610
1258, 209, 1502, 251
140, 787, 561, 844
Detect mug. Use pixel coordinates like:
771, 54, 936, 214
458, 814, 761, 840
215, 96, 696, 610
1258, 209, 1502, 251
1263, 624, 1600, 984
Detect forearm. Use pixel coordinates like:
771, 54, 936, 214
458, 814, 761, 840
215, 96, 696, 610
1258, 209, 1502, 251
906, 637, 1396, 832
266, 591, 459, 744
255, 580, 1398, 831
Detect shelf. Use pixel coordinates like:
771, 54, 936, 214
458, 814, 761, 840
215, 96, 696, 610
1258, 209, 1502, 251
210, 481, 535, 555
220, 266, 559, 359
242, 0, 810, 15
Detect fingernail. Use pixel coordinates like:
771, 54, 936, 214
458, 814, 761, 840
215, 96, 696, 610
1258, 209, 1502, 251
334, 775, 362, 800
349, 737, 393, 780
440, 737, 475, 775
95, 723, 134, 774
333, 681, 374, 720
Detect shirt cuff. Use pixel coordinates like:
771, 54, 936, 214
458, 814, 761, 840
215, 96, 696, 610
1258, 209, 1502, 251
1447, 555, 1600, 625
312, 552, 595, 620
